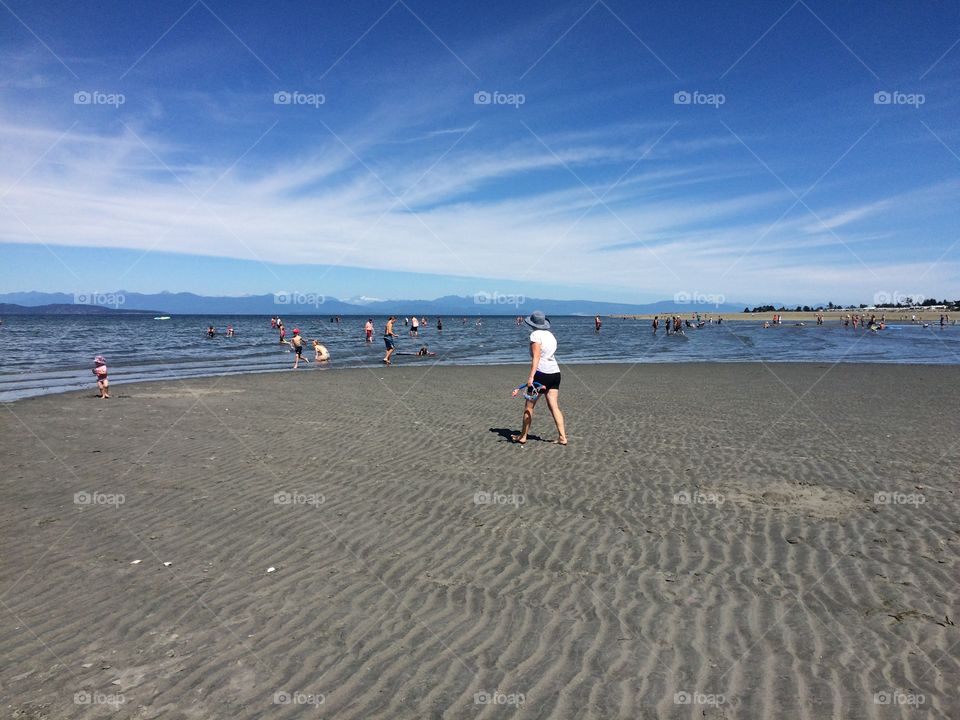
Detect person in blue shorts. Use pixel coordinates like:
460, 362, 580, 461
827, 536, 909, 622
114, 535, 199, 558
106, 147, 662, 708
383, 316, 398, 365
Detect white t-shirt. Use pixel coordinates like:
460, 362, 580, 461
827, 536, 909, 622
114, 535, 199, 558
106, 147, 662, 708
530, 330, 559, 374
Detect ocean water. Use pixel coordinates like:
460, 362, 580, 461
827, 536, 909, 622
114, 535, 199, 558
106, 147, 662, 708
1, 314, 958, 402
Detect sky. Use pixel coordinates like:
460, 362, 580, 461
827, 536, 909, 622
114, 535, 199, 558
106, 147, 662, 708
0, 0, 957, 305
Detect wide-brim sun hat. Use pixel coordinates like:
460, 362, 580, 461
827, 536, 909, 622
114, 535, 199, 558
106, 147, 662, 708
524, 310, 550, 330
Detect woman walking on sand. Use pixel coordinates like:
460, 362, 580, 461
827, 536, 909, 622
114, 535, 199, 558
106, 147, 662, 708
512, 311, 567, 445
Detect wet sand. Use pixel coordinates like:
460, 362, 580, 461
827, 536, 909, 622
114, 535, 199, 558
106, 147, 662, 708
2, 362, 958, 718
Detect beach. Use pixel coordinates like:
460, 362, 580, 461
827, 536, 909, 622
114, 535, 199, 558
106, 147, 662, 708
2, 362, 958, 718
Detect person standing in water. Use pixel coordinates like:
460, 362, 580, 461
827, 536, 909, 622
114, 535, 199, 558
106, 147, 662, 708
652, 316, 659, 334
290, 328, 305, 369
511, 311, 567, 446
595, 315, 602, 332
383, 316, 398, 365
437, 317, 443, 332
411, 315, 419, 336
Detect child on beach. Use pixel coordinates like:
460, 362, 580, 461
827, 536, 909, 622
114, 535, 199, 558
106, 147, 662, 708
364, 319, 374, 343
92, 355, 109, 399
291, 329, 305, 369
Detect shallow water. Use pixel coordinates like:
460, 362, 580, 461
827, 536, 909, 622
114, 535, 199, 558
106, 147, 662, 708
1, 314, 958, 402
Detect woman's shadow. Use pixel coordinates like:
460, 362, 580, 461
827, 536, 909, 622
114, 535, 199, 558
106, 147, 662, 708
489, 428, 545, 443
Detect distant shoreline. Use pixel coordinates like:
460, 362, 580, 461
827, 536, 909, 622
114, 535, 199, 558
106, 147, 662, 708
611, 310, 953, 322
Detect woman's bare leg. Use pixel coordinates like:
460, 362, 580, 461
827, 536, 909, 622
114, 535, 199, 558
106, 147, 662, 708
544, 389, 566, 444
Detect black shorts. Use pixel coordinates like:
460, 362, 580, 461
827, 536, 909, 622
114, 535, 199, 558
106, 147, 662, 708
294, 345, 302, 356
533, 370, 561, 391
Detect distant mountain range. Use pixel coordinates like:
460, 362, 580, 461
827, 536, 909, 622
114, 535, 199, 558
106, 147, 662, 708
0, 291, 745, 316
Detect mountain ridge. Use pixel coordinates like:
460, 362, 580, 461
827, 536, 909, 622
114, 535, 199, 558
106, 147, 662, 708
0, 291, 744, 316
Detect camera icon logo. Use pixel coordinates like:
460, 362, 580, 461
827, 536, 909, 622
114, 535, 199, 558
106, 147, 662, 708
273, 291, 291, 305
673, 91, 691, 105
874, 91, 891, 105
274, 91, 292, 105
474, 90, 492, 105
74, 91, 92, 105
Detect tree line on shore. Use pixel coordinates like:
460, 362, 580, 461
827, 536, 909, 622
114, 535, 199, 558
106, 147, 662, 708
743, 299, 959, 313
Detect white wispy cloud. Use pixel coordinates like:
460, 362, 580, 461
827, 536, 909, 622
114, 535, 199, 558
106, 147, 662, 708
0, 99, 957, 301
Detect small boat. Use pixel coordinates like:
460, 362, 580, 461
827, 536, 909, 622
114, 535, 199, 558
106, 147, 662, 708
154, 316, 171, 320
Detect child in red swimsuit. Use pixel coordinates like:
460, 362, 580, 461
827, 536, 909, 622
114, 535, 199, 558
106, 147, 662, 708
93, 355, 109, 399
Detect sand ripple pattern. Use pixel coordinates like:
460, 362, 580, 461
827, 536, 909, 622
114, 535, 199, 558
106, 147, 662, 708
1, 363, 958, 719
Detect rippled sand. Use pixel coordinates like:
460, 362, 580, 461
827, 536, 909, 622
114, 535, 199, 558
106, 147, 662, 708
2, 363, 958, 718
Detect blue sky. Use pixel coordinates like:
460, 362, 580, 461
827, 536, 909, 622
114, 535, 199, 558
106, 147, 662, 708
0, 0, 957, 304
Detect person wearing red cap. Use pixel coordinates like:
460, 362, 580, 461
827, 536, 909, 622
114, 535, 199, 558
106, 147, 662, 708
290, 328, 305, 369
